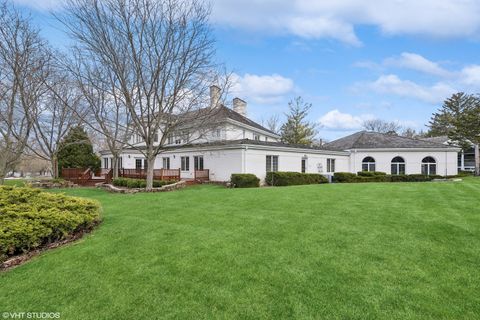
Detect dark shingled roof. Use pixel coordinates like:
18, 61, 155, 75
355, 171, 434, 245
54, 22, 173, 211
325, 131, 458, 151
420, 136, 450, 144
182, 105, 278, 136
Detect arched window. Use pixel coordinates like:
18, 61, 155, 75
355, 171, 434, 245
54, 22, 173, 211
391, 156, 405, 175
362, 156, 376, 172
421, 157, 436, 175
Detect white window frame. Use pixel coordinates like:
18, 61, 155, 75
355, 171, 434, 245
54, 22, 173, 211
266, 155, 279, 172
327, 158, 336, 173
162, 157, 170, 170
181, 156, 190, 171
362, 157, 376, 172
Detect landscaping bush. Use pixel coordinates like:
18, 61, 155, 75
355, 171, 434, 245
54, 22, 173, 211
0, 186, 101, 264
265, 172, 328, 186
230, 174, 260, 188
334, 172, 442, 183
333, 172, 357, 183
112, 178, 174, 189
357, 171, 387, 177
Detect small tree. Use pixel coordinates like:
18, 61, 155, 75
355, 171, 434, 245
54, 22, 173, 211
58, 126, 100, 174
280, 97, 317, 145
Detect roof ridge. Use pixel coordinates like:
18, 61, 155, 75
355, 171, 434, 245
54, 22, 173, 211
372, 130, 449, 147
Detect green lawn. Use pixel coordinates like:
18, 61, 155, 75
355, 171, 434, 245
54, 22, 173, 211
1, 179, 480, 319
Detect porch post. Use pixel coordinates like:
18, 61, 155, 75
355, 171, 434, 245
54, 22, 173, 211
460, 151, 465, 171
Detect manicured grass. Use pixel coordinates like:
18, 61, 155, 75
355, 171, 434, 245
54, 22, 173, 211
1, 179, 480, 319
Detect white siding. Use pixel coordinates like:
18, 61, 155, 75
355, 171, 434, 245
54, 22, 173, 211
350, 150, 458, 176
243, 148, 350, 182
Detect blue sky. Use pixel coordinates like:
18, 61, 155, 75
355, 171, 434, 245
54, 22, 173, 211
12, 0, 480, 140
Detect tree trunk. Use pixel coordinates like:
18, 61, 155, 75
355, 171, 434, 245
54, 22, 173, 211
475, 144, 480, 176
112, 154, 119, 179
146, 155, 156, 190
0, 157, 7, 185
51, 156, 59, 179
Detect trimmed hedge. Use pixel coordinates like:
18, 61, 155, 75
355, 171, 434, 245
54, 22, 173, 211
112, 178, 173, 189
266, 171, 328, 186
0, 186, 101, 264
357, 171, 387, 177
230, 174, 260, 188
334, 172, 442, 183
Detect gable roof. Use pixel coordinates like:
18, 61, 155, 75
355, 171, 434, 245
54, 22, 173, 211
325, 131, 459, 151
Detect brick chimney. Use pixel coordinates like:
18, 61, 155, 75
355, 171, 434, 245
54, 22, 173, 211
233, 97, 247, 117
210, 85, 221, 109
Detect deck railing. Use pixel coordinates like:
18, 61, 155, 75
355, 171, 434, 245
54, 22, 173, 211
61, 168, 93, 185
119, 168, 181, 181
194, 169, 210, 181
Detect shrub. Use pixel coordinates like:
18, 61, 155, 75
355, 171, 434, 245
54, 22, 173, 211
334, 172, 442, 183
231, 174, 260, 188
333, 172, 357, 183
113, 178, 174, 189
357, 171, 387, 177
265, 172, 328, 186
0, 186, 101, 264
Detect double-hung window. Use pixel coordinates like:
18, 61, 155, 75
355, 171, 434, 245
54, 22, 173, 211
327, 159, 336, 173
301, 158, 307, 173
266, 155, 279, 172
181, 156, 190, 171
194, 156, 204, 170
162, 157, 170, 169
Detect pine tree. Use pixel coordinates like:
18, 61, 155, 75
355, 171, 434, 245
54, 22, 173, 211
280, 97, 317, 145
58, 126, 101, 173
429, 92, 480, 174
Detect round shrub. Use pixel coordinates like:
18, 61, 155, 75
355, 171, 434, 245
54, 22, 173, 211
0, 186, 101, 264
231, 174, 260, 188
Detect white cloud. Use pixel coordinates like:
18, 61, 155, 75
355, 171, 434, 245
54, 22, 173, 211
318, 109, 373, 130
384, 52, 452, 77
230, 73, 295, 104
356, 74, 457, 104
16, 0, 480, 44
460, 65, 480, 86
212, 0, 480, 44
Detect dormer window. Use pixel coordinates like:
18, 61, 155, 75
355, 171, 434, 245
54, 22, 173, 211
167, 134, 173, 144
253, 133, 260, 141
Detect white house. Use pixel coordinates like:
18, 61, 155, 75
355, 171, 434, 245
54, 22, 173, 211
100, 86, 460, 182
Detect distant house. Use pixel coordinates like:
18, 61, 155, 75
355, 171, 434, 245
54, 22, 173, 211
100, 86, 460, 182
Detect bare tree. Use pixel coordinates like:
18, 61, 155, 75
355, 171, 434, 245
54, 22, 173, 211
0, 2, 51, 184
60, 0, 226, 189
29, 70, 84, 178
262, 114, 281, 134
362, 119, 403, 135
67, 56, 133, 179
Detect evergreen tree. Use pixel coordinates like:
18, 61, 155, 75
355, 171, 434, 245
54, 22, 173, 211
280, 97, 317, 145
58, 126, 101, 173
429, 92, 480, 174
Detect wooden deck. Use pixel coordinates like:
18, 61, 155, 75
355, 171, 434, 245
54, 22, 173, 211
61, 168, 209, 186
